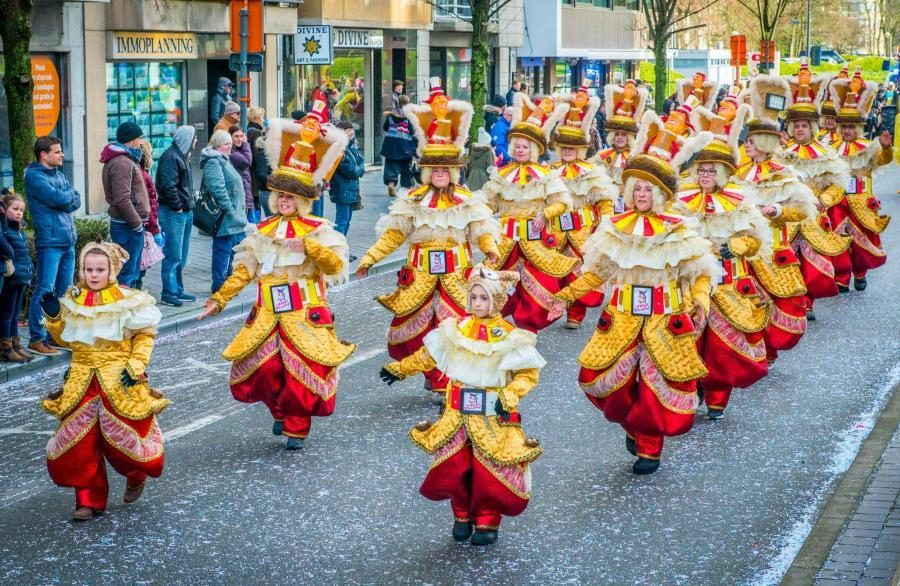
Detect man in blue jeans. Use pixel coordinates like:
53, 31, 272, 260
155, 125, 198, 306
24, 136, 81, 356
101, 122, 150, 287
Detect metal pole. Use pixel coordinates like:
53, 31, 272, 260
239, 5, 248, 129
806, 0, 812, 59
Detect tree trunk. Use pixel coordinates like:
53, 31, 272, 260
0, 0, 35, 196
653, 37, 668, 112
469, 0, 490, 142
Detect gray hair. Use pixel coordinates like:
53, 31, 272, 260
208, 129, 232, 149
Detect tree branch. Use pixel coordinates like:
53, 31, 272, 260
671, 0, 722, 25
488, 0, 515, 20
424, 0, 473, 23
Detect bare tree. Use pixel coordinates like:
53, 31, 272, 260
641, 0, 723, 111
734, 0, 794, 72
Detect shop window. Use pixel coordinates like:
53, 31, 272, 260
106, 62, 183, 162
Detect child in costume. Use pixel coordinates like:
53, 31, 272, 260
356, 79, 500, 393
41, 239, 167, 521
198, 114, 356, 450
379, 265, 545, 545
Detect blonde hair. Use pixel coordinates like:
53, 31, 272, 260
2, 191, 25, 209
622, 176, 668, 213
507, 136, 540, 162
747, 133, 780, 155
247, 106, 265, 125
139, 141, 153, 171
685, 162, 731, 190
209, 129, 232, 149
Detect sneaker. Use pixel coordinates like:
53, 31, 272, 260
28, 340, 59, 356
177, 292, 197, 302
160, 295, 183, 307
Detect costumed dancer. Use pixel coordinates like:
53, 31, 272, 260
594, 79, 649, 187
549, 82, 619, 329
41, 240, 167, 521
816, 66, 850, 147
355, 78, 501, 393
481, 93, 576, 332
555, 112, 718, 474
198, 114, 356, 450
827, 70, 893, 292
678, 72, 718, 113
779, 63, 851, 318
379, 265, 545, 546
735, 75, 818, 364
678, 102, 771, 419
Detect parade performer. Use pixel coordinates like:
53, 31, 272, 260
379, 265, 545, 545
816, 67, 849, 147
827, 70, 893, 292
595, 80, 648, 185
735, 75, 817, 363
656, 96, 701, 158
678, 72, 717, 111
481, 93, 575, 332
199, 116, 356, 450
41, 239, 167, 521
678, 103, 770, 419
356, 79, 500, 392
779, 68, 851, 315
555, 112, 718, 474
550, 83, 619, 329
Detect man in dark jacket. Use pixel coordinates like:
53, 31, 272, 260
483, 94, 506, 134
211, 77, 234, 129
102, 121, 150, 287
505, 81, 521, 110
23, 136, 81, 355
330, 121, 365, 255
155, 125, 197, 306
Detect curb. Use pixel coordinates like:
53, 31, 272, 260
0, 256, 405, 385
780, 380, 900, 584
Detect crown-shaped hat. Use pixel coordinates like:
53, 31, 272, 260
744, 74, 792, 137
785, 62, 825, 122
604, 80, 648, 135
691, 99, 751, 170
508, 92, 566, 155
829, 69, 878, 126
264, 113, 348, 199
678, 72, 717, 110
404, 81, 473, 168
551, 81, 601, 148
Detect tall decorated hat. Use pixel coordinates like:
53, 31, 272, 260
604, 79, 648, 136
507, 92, 566, 155
678, 72, 717, 110
829, 68, 878, 127
551, 80, 601, 148
264, 100, 349, 200
743, 74, 792, 137
691, 97, 751, 172
403, 77, 473, 167
784, 61, 825, 123
818, 66, 850, 120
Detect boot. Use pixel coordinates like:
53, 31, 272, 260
470, 528, 499, 546
837, 283, 850, 294
11, 336, 33, 361
854, 277, 867, 291
387, 182, 396, 197
72, 507, 96, 522
632, 457, 661, 475
272, 420, 284, 436
452, 521, 474, 542
0, 338, 27, 363
285, 437, 305, 450
123, 481, 145, 504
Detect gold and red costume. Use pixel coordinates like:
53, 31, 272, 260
827, 74, 893, 288
43, 242, 167, 514
594, 81, 648, 190
384, 266, 545, 537
482, 93, 575, 332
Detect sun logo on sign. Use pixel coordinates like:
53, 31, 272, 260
303, 36, 321, 57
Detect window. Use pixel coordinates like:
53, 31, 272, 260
614, 0, 640, 9
435, 0, 472, 19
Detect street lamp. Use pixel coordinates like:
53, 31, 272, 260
806, 0, 811, 59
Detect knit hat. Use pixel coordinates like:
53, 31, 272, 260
604, 80, 648, 135
116, 121, 143, 144
403, 80, 473, 168
224, 101, 241, 116
78, 238, 129, 287
467, 264, 520, 316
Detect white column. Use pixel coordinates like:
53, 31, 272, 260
62, 1, 87, 212
416, 29, 430, 102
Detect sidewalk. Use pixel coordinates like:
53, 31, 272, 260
0, 167, 404, 383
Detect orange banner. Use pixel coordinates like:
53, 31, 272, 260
31, 56, 60, 136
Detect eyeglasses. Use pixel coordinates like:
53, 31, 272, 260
697, 168, 717, 176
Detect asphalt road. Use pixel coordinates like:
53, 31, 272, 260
0, 167, 898, 585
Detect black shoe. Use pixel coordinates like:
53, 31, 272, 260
470, 529, 499, 546
349, 255, 358, 263
707, 408, 725, 420
160, 294, 183, 307
806, 310, 816, 321
272, 420, 284, 436
452, 521, 474, 542
632, 457, 661, 475
285, 437, 305, 450
625, 435, 636, 456
854, 277, 867, 291
837, 283, 850, 294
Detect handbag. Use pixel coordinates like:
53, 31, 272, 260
140, 231, 164, 271
192, 184, 226, 237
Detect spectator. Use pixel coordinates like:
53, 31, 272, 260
201, 130, 247, 293
291, 109, 306, 121
134, 141, 163, 292
391, 79, 404, 110
380, 94, 416, 197
24, 136, 81, 356
0, 190, 13, 301
101, 121, 149, 288
483, 95, 506, 134
505, 80, 521, 107
595, 98, 607, 147
155, 125, 197, 307
330, 120, 365, 247
214, 101, 241, 135
491, 106, 514, 166
228, 125, 256, 223
210, 77, 234, 128
0, 192, 34, 362
663, 93, 679, 116
247, 106, 270, 217
467, 127, 495, 190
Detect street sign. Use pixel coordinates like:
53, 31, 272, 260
294, 25, 333, 65
229, 52, 263, 72
230, 0, 263, 54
